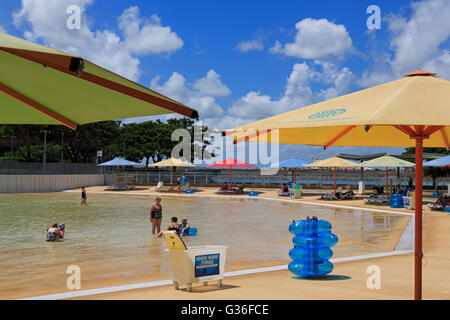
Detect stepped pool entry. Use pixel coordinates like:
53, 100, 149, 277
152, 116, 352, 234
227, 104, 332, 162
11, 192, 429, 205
0, 193, 410, 299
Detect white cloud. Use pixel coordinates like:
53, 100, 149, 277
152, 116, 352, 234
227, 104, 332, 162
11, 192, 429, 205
389, 0, 450, 77
236, 39, 264, 52
13, 0, 183, 81
360, 0, 450, 85
227, 62, 353, 121
270, 18, 353, 60
150, 70, 227, 119
193, 69, 231, 97
0, 24, 6, 32
118, 6, 183, 55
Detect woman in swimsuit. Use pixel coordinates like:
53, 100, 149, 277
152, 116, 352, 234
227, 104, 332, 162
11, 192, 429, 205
46, 222, 63, 241
150, 197, 163, 235
157, 216, 180, 238
81, 186, 87, 206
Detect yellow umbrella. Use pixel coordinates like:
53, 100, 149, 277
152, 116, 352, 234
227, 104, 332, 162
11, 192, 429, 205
225, 70, 450, 300
360, 155, 415, 196
149, 157, 196, 187
305, 156, 361, 193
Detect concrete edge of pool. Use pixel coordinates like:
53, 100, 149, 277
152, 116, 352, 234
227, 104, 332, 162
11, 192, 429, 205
19, 249, 413, 300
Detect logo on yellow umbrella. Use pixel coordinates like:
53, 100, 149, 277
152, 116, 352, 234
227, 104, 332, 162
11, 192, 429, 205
308, 109, 346, 120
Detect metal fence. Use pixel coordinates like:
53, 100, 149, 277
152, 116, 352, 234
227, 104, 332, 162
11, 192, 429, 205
105, 169, 449, 189
0, 174, 105, 193
0, 162, 103, 175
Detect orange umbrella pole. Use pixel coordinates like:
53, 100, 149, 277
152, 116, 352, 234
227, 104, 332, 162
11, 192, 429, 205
333, 167, 337, 193
386, 167, 389, 196
414, 136, 424, 300
294, 168, 297, 184
230, 167, 232, 185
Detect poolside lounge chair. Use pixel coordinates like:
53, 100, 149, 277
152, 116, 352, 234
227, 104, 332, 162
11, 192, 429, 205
321, 192, 338, 200
428, 202, 444, 210
105, 185, 136, 191
338, 191, 356, 200
364, 194, 389, 206
150, 181, 164, 191
427, 195, 447, 211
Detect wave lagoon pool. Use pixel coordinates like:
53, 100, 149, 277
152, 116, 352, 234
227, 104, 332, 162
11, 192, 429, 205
0, 192, 410, 299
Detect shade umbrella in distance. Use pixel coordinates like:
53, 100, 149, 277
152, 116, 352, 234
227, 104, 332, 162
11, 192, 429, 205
224, 70, 450, 300
149, 157, 196, 187
305, 156, 360, 193
360, 155, 415, 196
98, 157, 141, 185
270, 157, 309, 183
206, 158, 256, 185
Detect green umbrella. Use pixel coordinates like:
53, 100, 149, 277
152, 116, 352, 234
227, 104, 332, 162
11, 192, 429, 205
0, 32, 198, 130
360, 155, 415, 196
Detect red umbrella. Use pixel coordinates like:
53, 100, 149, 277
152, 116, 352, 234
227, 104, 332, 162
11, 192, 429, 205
206, 158, 256, 185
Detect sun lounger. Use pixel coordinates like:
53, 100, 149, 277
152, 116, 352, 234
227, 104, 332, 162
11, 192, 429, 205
321, 193, 338, 200
216, 188, 244, 195
338, 192, 356, 200
428, 202, 444, 210
150, 181, 164, 191
364, 194, 389, 206
106, 185, 136, 191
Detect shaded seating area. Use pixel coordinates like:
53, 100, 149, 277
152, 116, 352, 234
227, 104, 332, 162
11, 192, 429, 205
321, 188, 356, 201
278, 183, 291, 197
427, 195, 449, 211
105, 185, 136, 191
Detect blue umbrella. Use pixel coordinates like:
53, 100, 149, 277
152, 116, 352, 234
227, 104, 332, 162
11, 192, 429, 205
423, 155, 450, 167
98, 157, 141, 184
271, 158, 309, 183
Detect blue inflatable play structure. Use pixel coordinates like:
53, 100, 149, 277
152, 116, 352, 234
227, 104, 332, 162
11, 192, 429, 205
288, 216, 338, 276
180, 226, 198, 236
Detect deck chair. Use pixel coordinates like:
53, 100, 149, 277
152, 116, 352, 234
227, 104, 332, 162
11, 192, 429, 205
339, 191, 356, 200
150, 181, 164, 191
321, 192, 338, 200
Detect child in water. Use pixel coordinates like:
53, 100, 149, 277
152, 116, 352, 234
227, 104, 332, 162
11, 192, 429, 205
179, 218, 190, 236
59, 223, 65, 240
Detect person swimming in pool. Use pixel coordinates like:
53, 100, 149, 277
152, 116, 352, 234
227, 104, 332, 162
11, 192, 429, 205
46, 222, 63, 242
81, 186, 87, 206
156, 216, 180, 237
179, 218, 190, 236
59, 223, 65, 240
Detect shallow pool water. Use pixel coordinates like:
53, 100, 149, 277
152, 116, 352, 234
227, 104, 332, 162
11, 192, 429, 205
0, 192, 409, 299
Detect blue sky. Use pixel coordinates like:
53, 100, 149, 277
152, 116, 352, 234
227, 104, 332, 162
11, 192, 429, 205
1, 0, 449, 163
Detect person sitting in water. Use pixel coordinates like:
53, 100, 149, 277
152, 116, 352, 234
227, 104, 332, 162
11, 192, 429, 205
221, 182, 230, 191
156, 216, 180, 237
46, 222, 63, 242
59, 223, 65, 240
179, 218, 190, 236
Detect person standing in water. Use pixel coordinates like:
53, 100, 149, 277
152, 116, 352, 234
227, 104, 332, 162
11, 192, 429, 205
81, 186, 87, 206
150, 197, 163, 235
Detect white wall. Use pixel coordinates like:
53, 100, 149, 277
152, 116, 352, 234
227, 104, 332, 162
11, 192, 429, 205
0, 175, 105, 193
